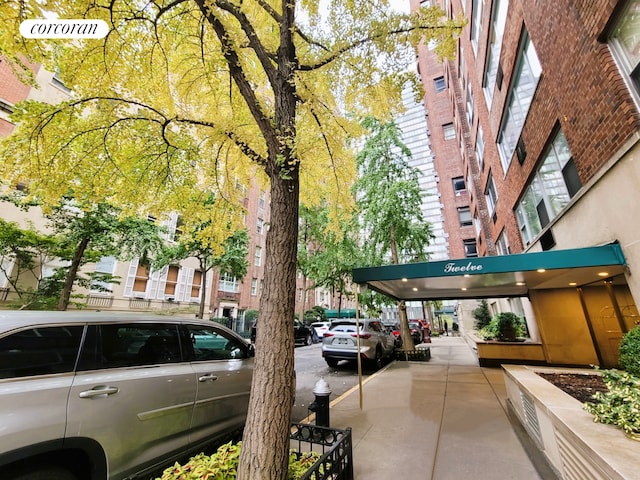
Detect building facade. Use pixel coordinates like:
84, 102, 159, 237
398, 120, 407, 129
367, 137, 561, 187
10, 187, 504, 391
411, 0, 640, 357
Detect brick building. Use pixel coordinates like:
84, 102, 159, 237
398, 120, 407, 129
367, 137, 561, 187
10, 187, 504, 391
410, 0, 640, 329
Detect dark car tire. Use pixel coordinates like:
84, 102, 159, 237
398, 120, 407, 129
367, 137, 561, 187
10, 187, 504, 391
372, 347, 383, 370
6, 465, 77, 480
326, 358, 339, 368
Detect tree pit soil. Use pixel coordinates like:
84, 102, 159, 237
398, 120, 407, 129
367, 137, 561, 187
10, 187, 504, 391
537, 372, 608, 404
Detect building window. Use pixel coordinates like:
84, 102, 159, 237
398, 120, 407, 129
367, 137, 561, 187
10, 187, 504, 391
191, 270, 202, 300
609, 0, 640, 104
466, 81, 474, 126
497, 31, 542, 173
51, 69, 71, 93
482, 0, 509, 107
475, 124, 485, 169
458, 206, 473, 226
164, 265, 180, 297
0, 98, 14, 114
484, 171, 498, 216
235, 178, 248, 197
463, 239, 478, 258
434, 76, 446, 92
219, 272, 240, 293
251, 278, 258, 296
258, 191, 266, 211
471, 0, 485, 56
161, 212, 182, 242
473, 211, 482, 236
91, 256, 116, 293
452, 177, 466, 195
515, 130, 581, 246
257, 218, 264, 234
133, 261, 150, 295
496, 230, 510, 255
254, 246, 262, 266
443, 123, 456, 140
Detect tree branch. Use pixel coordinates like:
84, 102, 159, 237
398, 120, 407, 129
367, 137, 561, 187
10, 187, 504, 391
192, 0, 278, 153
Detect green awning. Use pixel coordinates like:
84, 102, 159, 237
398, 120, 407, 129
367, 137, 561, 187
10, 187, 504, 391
325, 309, 357, 318
351, 244, 628, 301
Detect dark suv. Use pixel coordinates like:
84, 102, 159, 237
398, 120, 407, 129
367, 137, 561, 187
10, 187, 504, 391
0, 311, 254, 480
250, 319, 314, 346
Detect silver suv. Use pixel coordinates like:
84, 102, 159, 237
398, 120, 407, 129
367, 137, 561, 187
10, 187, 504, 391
321, 319, 396, 370
0, 311, 254, 480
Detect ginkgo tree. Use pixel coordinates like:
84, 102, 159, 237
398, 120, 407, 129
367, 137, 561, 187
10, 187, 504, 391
0, 1, 463, 478
353, 116, 434, 351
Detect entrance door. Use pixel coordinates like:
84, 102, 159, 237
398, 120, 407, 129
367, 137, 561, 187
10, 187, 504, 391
581, 278, 639, 368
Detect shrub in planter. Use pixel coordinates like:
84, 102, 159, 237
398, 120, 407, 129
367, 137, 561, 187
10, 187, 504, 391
156, 441, 321, 480
584, 369, 640, 439
472, 299, 492, 330
619, 326, 640, 377
478, 312, 524, 341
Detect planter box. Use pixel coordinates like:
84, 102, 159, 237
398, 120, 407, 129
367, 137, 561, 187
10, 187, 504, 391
503, 365, 640, 480
394, 347, 431, 361
289, 423, 353, 480
473, 335, 546, 367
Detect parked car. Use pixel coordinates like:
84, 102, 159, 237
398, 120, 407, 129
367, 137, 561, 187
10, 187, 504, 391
322, 319, 396, 369
408, 321, 424, 344
0, 311, 254, 480
388, 323, 402, 347
250, 319, 314, 346
390, 321, 428, 347
311, 321, 331, 338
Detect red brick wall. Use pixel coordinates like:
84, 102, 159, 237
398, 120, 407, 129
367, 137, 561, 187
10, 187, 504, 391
416, 0, 640, 256
0, 56, 39, 104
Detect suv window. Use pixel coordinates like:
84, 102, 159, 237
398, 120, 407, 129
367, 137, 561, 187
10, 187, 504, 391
77, 323, 183, 370
185, 325, 249, 361
0, 326, 84, 378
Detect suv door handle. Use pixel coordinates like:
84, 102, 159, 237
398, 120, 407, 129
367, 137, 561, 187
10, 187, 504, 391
198, 374, 218, 382
79, 385, 120, 398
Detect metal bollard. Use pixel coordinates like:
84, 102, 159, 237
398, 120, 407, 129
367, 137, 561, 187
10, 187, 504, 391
308, 377, 332, 427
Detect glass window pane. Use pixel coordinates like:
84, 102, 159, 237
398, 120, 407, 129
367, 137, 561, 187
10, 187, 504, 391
0, 326, 84, 378
540, 157, 570, 217
614, 0, 640, 69
553, 130, 572, 167
187, 325, 249, 361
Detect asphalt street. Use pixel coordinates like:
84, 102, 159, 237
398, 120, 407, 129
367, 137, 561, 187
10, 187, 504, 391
291, 342, 372, 422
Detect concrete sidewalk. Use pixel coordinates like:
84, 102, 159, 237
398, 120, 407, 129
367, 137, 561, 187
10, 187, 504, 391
326, 335, 553, 480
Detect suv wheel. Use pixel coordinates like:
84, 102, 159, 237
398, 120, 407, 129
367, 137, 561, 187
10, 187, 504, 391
7, 465, 77, 480
372, 347, 383, 370
326, 358, 339, 368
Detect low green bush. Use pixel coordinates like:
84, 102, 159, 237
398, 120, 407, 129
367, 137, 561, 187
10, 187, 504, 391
584, 369, 640, 438
156, 442, 321, 480
477, 312, 525, 341
619, 326, 640, 377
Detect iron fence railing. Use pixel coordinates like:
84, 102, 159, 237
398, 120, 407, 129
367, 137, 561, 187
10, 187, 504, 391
289, 423, 353, 480
86, 294, 114, 308
129, 298, 151, 309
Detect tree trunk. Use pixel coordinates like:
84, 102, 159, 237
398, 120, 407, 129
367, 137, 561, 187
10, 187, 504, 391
58, 237, 90, 311
389, 224, 415, 350
197, 259, 208, 319
238, 169, 299, 479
